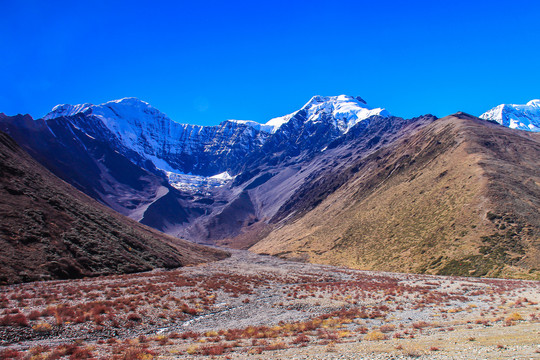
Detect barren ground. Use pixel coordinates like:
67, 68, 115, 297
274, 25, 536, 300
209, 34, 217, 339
1, 250, 539, 359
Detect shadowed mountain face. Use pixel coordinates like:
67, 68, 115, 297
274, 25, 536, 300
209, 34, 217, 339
2, 96, 540, 280
0, 130, 228, 285
0, 113, 211, 234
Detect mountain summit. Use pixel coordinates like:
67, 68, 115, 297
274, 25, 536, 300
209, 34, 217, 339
265, 95, 389, 134
480, 99, 540, 132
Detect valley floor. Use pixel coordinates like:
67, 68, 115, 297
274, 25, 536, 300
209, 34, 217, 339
1, 250, 539, 359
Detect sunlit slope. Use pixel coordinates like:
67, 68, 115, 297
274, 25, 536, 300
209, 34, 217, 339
252, 113, 540, 279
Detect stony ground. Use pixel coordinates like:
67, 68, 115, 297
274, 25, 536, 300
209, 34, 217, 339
1, 250, 539, 359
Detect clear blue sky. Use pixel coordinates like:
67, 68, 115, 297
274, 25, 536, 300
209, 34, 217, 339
1, 0, 539, 125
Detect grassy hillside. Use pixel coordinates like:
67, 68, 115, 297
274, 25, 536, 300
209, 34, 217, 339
251, 114, 540, 279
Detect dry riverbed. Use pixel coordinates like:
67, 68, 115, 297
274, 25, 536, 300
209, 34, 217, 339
1, 250, 539, 359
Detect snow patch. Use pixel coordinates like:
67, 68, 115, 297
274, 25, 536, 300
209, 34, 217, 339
209, 171, 233, 181
145, 154, 180, 173
265, 113, 295, 133
226, 120, 275, 133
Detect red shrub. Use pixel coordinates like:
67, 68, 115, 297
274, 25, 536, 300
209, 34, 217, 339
291, 334, 309, 345
126, 313, 142, 322
180, 331, 201, 340
412, 321, 430, 329
379, 324, 396, 333
200, 344, 225, 356
0, 313, 28, 327
112, 346, 157, 360
69, 347, 94, 359
28, 310, 42, 320
0, 349, 22, 359
263, 342, 287, 351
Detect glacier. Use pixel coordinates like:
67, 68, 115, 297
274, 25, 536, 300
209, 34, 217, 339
165, 171, 233, 193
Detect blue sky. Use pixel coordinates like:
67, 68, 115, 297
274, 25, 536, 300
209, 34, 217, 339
1, 0, 539, 125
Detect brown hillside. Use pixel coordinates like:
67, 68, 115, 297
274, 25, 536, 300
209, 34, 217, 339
0, 130, 228, 285
251, 113, 540, 279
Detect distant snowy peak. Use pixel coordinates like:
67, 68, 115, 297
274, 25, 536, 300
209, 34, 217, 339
45, 97, 174, 126
43, 103, 93, 120
44, 97, 156, 119
228, 95, 389, 135
303, 95, 390, 133
43, 97, 186, 169
480, 100, 540, 132
266, 95, 390, 134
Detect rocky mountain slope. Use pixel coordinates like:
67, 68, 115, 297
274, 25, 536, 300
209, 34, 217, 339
251, 113, 540, 279
184, 114, 431, 244
0, 130, 228, 285
0, 113, 215, 234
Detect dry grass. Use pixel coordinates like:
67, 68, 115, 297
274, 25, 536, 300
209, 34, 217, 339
251, 115, 540, 280
364, 331, 386, 341
0, 250, 538, 358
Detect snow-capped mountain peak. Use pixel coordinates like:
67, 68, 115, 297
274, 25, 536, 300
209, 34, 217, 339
43, 97, 167, 123
480, 100, 540, 132
109, 97, 150, 106
265, 113, 295, 133
265, 95, 390, 135
41, 98, 271, 177
43, 103, 93, 120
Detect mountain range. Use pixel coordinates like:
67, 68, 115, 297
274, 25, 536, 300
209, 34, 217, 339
1, 96, 539, 280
